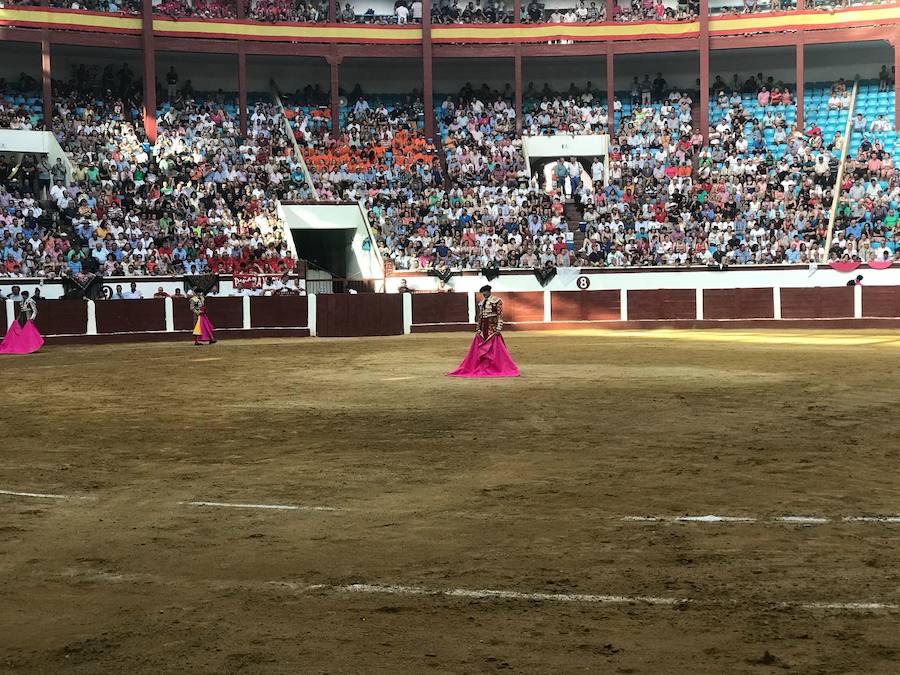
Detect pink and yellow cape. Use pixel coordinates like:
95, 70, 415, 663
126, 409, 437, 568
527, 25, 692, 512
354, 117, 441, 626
193, 314, 216, 344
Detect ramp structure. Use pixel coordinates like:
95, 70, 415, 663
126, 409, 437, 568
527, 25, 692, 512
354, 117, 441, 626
279, 202, 385, 292
522, 134, 609, 193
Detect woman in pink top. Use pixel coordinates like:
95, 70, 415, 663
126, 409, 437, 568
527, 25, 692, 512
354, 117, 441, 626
757, 87, 770, 108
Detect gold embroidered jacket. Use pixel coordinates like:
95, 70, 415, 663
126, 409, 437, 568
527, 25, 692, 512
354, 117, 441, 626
190, 295, 204, 318
476, 295, 503, 339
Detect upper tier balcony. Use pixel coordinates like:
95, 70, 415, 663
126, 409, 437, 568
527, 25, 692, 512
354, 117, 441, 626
1, 2, 899, 50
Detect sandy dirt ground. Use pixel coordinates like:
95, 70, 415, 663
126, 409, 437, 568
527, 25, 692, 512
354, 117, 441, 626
1, 329, 899, 674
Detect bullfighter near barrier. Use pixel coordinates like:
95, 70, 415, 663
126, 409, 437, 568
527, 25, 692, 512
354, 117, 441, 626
448, 285, 520, 378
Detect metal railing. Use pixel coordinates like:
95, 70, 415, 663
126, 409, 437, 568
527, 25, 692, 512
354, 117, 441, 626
824, 79, 858, 255
270, 79, 318, 200
304, 277, 377, 295
304, 259, 381, 294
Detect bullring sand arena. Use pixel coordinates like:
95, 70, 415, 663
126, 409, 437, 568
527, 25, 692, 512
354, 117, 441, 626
1, 329, 899, 674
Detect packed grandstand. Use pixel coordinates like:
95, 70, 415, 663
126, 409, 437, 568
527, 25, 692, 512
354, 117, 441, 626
25, 0, 871, 22
1, 54, 898, 284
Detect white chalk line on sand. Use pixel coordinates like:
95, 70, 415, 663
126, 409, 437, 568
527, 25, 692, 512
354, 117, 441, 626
180, 500, 340, 512
4, 492, 900, 524
800, 602, 900, 610
61, 568, 899, 612
341, 582, 680, 606
623, 515, 756, 523
0, 488, 94, 501
622, 514, 900, 524
1, 490, 338, 512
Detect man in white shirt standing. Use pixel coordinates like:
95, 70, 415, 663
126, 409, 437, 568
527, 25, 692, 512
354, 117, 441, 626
591, 157, 605, 186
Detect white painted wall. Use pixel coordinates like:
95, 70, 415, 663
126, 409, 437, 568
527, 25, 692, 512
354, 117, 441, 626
281, 203, 385, 280
0, 130, 74, 181
523, 134, 608, 158
0, 277, 306, 300
8, 265, 886, 300
385, 266, 900, 293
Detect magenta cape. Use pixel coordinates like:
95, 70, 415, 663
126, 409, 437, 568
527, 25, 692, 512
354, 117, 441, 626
448, 333, 520, 378
0, 320, 44, 355
193, 315, 216, 343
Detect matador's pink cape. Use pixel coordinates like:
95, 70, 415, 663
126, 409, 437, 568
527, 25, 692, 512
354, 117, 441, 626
193, 314, 216, 343
0, 320, 44, 355
448, 333, 520, 378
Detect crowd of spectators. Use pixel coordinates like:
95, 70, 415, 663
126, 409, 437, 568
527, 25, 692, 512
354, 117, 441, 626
0, 0, 140, 12
2, 64, 899, 280
0, 64, 303, 280
265, 75, 900, 271
523, 87, 609, 135
0, 73, 42, 132
151, 0, 422, 23
154, 0, 237, 19
612, 0, 696, 22
244, 0, 327, 22
6, 0, 887, 19
40, 0, 141, 14
710, 0, 892, 13
831, 138, 900, 264
339, 86, 581, 270
709, 0, 793, 13
370, 77, 899, 270
433, 0, 694, 22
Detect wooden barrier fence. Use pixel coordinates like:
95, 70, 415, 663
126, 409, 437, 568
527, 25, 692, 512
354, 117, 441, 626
4, 287, 900, 343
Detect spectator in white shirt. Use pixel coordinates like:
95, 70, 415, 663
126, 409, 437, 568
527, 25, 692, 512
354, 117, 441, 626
123, 281, 144, 299
870, 115, 890, 132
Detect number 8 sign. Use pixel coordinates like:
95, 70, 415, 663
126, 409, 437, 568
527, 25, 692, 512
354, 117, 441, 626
576, 276, 591, 290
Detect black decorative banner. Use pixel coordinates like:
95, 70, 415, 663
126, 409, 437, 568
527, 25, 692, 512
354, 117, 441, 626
534, 266, 557, 287
62, 273, 105, 300
184, 274, 220, 295
482, 266, 501, 281
427, 267, 457, 284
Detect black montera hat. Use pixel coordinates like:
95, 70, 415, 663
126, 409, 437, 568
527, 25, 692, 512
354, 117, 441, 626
479, 285, 492, 293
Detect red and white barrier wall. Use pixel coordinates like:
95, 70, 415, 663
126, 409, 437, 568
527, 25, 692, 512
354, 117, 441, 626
5, 284, 900, 343
410, 285, 900, 331
3, 295, 312, 343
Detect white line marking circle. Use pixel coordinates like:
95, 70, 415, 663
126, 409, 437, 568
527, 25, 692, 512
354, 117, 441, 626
181, 500, 339, 512
0, 489, 94, 500
64, 569, 900, 613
